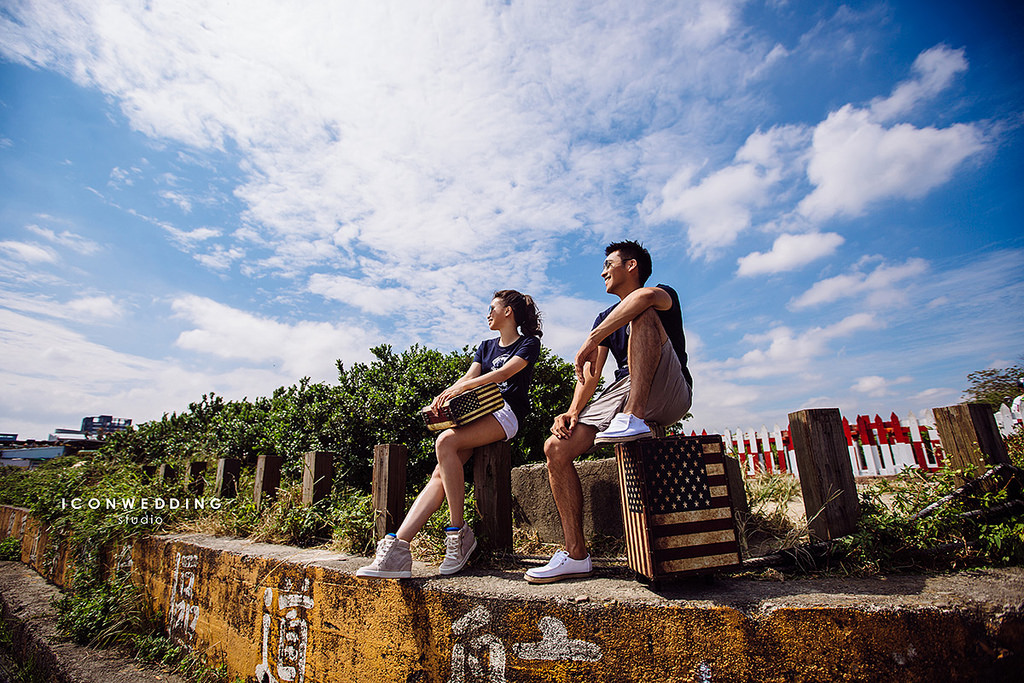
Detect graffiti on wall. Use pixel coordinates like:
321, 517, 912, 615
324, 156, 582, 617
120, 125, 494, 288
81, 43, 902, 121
447, 606, 603, 683
168, 552, 200, 644
255, 577, 315, 683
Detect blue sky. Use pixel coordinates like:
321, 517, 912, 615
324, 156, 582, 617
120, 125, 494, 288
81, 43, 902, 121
1, 0, 1022, 441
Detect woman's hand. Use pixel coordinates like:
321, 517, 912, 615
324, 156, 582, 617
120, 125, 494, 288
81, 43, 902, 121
430, 383, 467, 413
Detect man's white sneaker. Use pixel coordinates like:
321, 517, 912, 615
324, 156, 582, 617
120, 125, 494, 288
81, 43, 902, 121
439, 525, 477, 575
524, 550, 593, 584
593, 413, 652, 444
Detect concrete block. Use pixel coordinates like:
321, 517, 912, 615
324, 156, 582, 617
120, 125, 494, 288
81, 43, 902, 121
511, 457, 623, 544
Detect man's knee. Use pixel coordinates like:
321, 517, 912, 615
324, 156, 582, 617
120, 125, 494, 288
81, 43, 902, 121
544, 435, 577, 468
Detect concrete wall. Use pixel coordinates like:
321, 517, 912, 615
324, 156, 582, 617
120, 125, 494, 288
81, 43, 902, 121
3, 505, 1023, 681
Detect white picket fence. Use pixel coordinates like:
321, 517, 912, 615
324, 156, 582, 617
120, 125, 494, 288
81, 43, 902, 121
711, 404, 1018, 480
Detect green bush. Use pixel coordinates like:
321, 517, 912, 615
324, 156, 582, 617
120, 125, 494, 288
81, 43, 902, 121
0, 536, 20, 561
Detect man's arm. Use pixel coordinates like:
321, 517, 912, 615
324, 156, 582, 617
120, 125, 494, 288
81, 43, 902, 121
552, 345, 608, 439
573, 286, 671, 382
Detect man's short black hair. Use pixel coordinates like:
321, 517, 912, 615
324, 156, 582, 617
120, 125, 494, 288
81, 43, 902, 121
605, 240, 652, 285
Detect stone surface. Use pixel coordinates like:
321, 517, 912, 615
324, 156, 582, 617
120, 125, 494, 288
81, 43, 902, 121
511, 457, 623, 543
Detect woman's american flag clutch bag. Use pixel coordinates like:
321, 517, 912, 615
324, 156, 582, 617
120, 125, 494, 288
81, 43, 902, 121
421, 383, 504, 432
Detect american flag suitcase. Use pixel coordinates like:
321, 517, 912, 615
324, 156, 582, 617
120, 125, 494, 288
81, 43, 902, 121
615, 434, 742, 582
421, 383, 505, 432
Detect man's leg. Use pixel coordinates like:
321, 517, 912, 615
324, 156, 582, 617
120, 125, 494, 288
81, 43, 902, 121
543, 424, 597, 560
623, 307, 669, 420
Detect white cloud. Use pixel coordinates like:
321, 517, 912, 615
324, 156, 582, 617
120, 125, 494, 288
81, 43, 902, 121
648, 43, 987, 252
0, 307, 290, 439
308, 274, 410, 316
648, 125, 808, 258
171, 295, 377, 379
194, 245, 245, 271
798, 105, 986, 221
730, 312, 877, 379
0, 292, 123, 323
737, 232, 844, 276
0, 0, 769, 284
790, 257, 929, 309
26, 225, 102, 255
159, 190, 193, 213
164, 226, 221, 249
64, 296, 123, 321
870, 45, 968, 122
851, 374, 912, 397
0, 241, 59, 264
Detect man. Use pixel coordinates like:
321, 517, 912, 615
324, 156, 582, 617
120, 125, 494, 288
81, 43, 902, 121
525, 240, 692, 584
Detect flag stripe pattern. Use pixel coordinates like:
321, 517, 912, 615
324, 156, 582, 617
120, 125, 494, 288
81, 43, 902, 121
421, 384, 504, 431
616, 434, 742, 580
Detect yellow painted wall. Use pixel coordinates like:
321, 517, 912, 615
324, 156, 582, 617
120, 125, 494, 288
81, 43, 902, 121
2, 505, 1020, 682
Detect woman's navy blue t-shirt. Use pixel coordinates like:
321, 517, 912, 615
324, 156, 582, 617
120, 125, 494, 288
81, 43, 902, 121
472, 335, 541, 423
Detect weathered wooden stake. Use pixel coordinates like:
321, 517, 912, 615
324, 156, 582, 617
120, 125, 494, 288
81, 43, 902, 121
254, 455, 283, 510
302, 451, 335, 506
933, 403, 1010, 484
157, 464, 176, 483
788, 408, 860, 541
187, 462, 207, 496
215, 458, 241, 498
473, 441, 513, 551
371, 444, 408, 540
723, 455, 749, 517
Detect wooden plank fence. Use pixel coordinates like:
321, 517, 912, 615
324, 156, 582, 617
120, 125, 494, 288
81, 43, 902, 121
714, 403, 1018, 480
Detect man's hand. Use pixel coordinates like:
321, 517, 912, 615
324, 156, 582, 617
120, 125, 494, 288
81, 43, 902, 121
573, 338, 599, 384
550, 411, 578, 439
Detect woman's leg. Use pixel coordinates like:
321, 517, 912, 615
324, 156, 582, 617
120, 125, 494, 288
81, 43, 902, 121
395, 465, 452, 542
395, 416, 507, 541
436, 415, 507, 528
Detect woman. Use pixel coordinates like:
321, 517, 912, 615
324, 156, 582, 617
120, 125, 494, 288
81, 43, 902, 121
356, 289, 542, 578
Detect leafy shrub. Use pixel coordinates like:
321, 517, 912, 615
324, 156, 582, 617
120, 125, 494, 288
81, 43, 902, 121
0, 536, 20, 561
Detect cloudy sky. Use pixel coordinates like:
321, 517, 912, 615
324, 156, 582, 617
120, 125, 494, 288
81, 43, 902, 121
1, 0, 1022, 440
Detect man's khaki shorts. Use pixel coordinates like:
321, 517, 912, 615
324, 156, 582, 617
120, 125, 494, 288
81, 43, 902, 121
578, 339, 692, 432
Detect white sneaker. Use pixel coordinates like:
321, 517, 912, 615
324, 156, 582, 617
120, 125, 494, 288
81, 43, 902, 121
524, 550, 593, 584
593, 413, 652, 444
356, 534, 412, 579
438, 525, 477, 575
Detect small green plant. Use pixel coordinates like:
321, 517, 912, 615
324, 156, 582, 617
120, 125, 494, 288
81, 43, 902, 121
0, 536, 21, 561
830, 461, 1024, 575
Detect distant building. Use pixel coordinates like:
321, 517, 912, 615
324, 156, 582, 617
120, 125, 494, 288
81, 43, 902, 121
80, 415, 132, 437
0, 416, 130, 468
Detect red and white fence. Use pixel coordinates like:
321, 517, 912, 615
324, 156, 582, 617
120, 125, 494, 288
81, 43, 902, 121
703, 404, 1018, 480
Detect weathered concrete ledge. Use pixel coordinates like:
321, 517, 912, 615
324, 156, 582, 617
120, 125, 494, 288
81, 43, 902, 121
3, 505, 1023, 681
0, 561, 185, 683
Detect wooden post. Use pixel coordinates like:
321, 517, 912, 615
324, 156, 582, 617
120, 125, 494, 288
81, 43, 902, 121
254, 455, 283, 510
215, 458, 241, 498
187, 462, 207, 496
473, 441, 512, 551
723, 455, 749, 517
371, 444, 408, 540
302, 451, 335, 506
788, 408, 860, 541
157, 464, 176, 483
933, 403, 1010, 483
